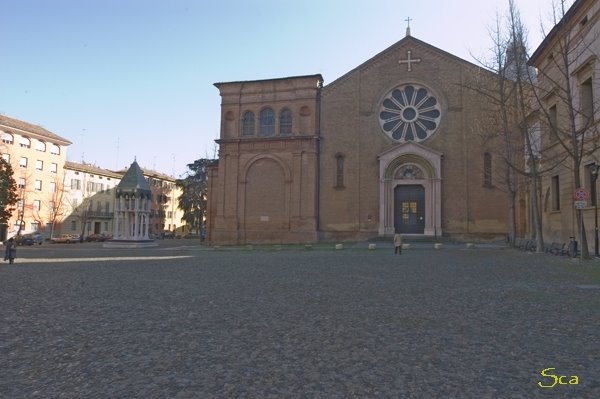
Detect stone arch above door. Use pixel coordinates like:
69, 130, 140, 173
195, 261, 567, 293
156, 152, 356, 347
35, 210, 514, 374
378, 142, 443, 237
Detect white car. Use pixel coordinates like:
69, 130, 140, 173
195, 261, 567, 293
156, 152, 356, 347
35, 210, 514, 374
51, 234, 80, 244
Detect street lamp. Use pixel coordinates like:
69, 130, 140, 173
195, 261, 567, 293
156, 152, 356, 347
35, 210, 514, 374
590, 164, 599, 257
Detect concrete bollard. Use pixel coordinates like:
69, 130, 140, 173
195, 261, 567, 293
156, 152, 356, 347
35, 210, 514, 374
466, 243, 476, 249
304, 244, 313, 250
434, 243, 444, 249
401, 243, 411, 250
335, 244, 344, 250
246, 244, 254, 250
368, 243, 376, 250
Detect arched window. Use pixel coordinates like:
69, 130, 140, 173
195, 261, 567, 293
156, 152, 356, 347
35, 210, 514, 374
19, 137, 31, 148
483, 152, 492, 187
335, 153, 345, 188
259, 108, 275, 136
36, 140, 46, 152
50, 144, 60, 155
242, 111, 255, 136
280, 109, 292, 135
0, 131, 13, 144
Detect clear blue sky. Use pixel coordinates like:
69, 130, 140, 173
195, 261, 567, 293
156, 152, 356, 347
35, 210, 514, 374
2, 0, 565, 177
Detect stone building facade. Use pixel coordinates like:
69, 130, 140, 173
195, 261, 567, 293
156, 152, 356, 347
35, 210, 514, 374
207, 35, 510, 244
0, 115, 71, 239
63, 161, 121, 238
529, 0, 600, 252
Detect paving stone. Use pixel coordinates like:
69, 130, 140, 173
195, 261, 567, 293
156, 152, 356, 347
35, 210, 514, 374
0, 244, 598, 397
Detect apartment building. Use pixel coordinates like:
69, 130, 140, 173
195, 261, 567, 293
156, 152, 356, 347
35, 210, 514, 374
0, 115, 71, 238
62, 161, 121, 238
528, 0, 600, 252
61, 162, 186, 238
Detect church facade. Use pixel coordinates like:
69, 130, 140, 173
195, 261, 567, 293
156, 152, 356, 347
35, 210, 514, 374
207, 35, 511, 244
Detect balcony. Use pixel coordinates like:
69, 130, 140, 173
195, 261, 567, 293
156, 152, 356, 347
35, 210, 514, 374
87, 211, 114, 219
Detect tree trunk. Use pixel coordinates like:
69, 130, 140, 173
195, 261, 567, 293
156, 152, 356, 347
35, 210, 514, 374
573, 168, 590, 259
507, 185, 517, 247
576, 210, 590, 259
531, 175, 544, 252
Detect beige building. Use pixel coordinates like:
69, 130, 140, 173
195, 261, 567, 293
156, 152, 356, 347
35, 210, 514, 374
207, 34, 509, 244
529, 0, 600, 252
61, 161, 186, 239
63, 161, 121, 238
140, 168, 186, 237
0, 115, 71, 238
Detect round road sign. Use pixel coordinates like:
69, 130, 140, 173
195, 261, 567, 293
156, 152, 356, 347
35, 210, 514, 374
575, 188, 589, 201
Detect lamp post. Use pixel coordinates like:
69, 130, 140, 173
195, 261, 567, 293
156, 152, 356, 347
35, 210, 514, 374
590, 164, 599, 257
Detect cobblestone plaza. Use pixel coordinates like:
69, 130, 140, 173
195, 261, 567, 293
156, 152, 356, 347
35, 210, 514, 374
1, 241, 598, 398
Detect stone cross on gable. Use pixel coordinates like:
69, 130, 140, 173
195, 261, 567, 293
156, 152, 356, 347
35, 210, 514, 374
398, 50, 421, 72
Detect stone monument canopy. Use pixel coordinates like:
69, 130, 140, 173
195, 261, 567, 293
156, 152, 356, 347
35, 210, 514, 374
117, 160, 151, 194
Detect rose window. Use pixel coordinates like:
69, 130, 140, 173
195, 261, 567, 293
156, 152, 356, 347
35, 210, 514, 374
379, 84, 441, 142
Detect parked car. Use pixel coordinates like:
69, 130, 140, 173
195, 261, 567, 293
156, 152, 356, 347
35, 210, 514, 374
16, 234, 32, 246
51, 234, 80, 244
32, 233, 45, 244
160, 230, 175, 239
15, 233, 44, 246
70, 234, 82, 242
86, 233, 109, 242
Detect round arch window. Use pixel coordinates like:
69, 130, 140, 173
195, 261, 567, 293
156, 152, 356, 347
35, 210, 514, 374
379, 84, 442, 142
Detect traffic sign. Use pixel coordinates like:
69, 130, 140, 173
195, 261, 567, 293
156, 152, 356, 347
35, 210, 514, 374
575, 200, 588, 209
574, 188, 589, 201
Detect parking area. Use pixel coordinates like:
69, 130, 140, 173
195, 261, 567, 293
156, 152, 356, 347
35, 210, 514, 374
1, 244, 598, 398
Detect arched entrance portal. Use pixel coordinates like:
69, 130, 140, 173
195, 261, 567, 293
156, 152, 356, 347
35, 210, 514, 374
378, 142, 442, 237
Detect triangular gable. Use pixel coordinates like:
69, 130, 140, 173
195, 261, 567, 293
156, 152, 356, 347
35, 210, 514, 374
324, 35, 494, 92
377, 140, 443, 160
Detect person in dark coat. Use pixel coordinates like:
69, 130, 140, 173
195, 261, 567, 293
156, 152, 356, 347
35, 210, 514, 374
4, 237, 16, 264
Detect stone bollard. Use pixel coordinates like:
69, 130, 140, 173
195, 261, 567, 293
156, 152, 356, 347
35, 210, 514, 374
304, 244, 313, 250
466, 243, 476, 249
368, 243, 376, 250
335, 244, 344, 250
246, 244, 254, 250
402, 243, 411, 250
434, 243, 444, 249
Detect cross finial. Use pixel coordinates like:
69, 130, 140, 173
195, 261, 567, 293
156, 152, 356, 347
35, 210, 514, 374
405, 17, 412, 36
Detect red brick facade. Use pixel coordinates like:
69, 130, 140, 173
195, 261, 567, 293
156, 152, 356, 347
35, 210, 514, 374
207, 36, 510, 244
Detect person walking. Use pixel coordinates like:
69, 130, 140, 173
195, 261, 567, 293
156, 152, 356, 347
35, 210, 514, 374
4, 237, 16, 264
394, 233, 403, 255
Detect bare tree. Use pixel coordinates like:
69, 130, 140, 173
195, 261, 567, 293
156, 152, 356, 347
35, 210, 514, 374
465, 0, 557, 251
506, 0, 547, 252
34, 173, 66, 238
